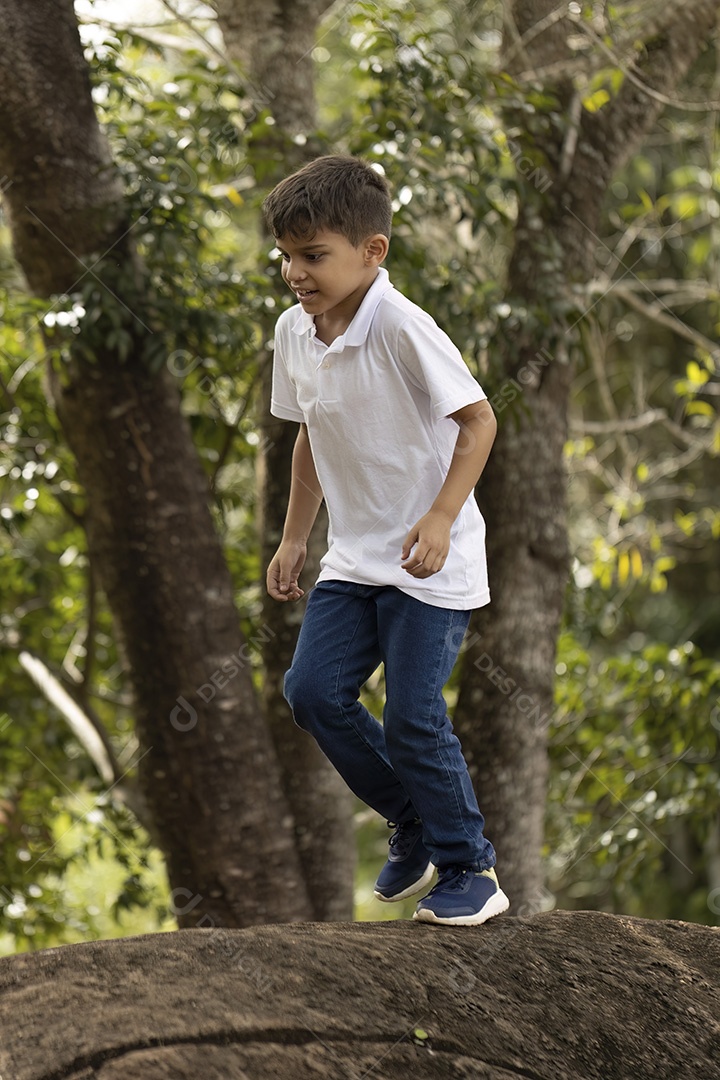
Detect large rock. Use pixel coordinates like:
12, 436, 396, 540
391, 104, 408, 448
0, 911, 718, 1079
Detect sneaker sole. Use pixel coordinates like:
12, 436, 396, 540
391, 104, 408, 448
374, 861, 435, 903
412, 888, 510, 925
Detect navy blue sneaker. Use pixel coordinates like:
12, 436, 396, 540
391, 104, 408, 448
374, 819, 435, 902
413, 865, 509, 925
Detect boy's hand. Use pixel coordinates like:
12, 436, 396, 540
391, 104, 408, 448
266, 539, 307, 601
401, 510, 453, 578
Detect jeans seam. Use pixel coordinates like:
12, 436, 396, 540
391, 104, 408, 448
331, 594, 400, 787
424, 610, 481, 860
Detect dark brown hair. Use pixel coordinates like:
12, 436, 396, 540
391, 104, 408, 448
262, 155, 392, 246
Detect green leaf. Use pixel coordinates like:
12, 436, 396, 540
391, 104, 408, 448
582, 89, 610, 113
685, 400, 714, 418
686, 361, 710, 386
672, 192, 702, 220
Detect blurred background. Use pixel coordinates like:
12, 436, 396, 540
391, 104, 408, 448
1, 0, 719, 953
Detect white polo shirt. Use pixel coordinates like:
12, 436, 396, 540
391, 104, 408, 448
270, 267, 490, 610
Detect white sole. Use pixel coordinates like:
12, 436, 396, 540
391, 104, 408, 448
374, 861, 435, 903
412, 888, 510, 925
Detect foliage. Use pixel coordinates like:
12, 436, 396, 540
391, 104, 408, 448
322, 0, 549, 372
321, 0, 720, 925
566, 116, 720, 650
0, 796, 172, 955
1, 0, 718, 947
0, 22, 276, 949
549, 626, 720, 924
0, 295, 137, 946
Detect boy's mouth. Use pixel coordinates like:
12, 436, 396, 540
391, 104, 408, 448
295, 288, 318, 300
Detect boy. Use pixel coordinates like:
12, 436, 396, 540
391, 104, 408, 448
263, 155, 508, 926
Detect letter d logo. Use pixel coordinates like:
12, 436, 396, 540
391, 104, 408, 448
711, 701, 720, 732
170, 695, 198, 731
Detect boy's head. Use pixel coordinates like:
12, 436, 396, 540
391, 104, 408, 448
262, 155, 392, 247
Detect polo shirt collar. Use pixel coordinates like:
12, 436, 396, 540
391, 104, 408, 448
291, 267, 394, 345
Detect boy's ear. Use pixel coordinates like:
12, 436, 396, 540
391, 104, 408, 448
364, 233, 389, 264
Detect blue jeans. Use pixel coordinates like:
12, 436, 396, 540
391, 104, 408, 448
284, 580, 496, 870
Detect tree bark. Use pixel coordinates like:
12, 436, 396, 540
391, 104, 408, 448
255, 410, 354, 921
212, 0, 355, 921
455, 0, 720, 909
211, 0, 332, 133
0, 0, 312, 927
3, 913, 719, 1080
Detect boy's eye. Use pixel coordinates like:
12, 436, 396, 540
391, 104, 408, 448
278, 252, 324, 262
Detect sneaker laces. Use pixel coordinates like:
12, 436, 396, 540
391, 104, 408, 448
387, 819, 422, 858
428, 864, 472, 894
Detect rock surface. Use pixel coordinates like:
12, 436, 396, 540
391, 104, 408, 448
0, 910, 718, 1079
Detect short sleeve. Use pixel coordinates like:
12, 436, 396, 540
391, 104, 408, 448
270, 320, 305, 423
397, 313, 486, 421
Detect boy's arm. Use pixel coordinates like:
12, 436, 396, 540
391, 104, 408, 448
401, 399, 497, 578
266, 423, 324, 601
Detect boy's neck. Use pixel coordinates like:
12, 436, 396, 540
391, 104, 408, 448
313, 315, 347, 347
313, 271, 380, 346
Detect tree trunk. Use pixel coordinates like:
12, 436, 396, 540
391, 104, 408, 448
455, 0, 720, 909
0, 0, 312, 927
212, 0, 356, 921
211, 0, 330, 134
256, 402, 354, 921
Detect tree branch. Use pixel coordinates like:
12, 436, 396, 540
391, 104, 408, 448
580, 320, 633, 463
611, 286, 720, 361
579, 17, 720, 114
209, 0, 336, 133
0, 349, 18, 411
157, 0, 232, 66
586, 279, 719, 301
585, 0, 720, 179
503, 1, 571, 72
506, 0, 574, 76
570, 409, 668, 435
17, 650, 152, 831
19, 650, 117, 786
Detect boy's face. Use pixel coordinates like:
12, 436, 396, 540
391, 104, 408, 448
275, 227, 388, 324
